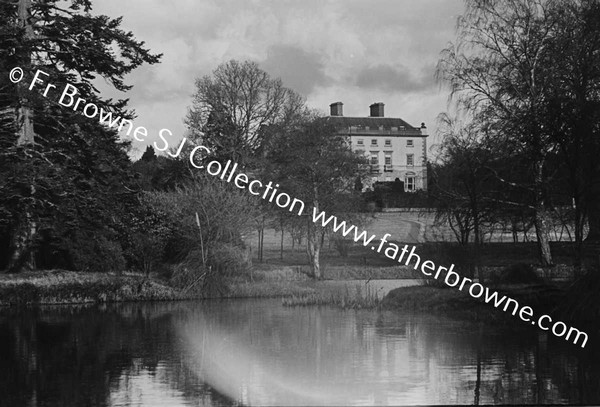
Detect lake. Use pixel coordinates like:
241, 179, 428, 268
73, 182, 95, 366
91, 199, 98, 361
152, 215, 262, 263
0, 298, 598, 406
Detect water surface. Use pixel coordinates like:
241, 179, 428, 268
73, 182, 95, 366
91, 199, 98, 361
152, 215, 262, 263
0, 298, 598, 406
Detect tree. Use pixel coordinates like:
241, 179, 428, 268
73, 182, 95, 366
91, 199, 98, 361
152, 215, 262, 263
267, 114, 367, 279
432, 117, 493, 246
543, 1, 600, 252
0, 0, 161, 272
439, 0, 600, 268
140, 145, 157, 162
437, 0, 561, 267
186, 60, 305, 166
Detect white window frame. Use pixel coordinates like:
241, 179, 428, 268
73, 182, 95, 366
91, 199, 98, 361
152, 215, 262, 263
405, 175, 416, 192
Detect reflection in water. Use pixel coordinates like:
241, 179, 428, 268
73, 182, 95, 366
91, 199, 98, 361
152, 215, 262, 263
0, 299, 598, 406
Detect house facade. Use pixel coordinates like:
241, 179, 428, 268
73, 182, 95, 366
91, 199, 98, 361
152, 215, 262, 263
327, 102, 428, 192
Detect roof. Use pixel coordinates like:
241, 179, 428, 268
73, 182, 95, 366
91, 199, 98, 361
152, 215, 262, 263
326, 116, 424, 136
326, 116, 415, 129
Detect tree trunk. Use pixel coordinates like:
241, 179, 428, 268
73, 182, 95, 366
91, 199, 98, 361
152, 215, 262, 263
280, 228, 284, 260
306, 221, 322, 280
534, 205, 553, 267
533, 160, 553, 267
306, 189, 322, 279
8, 0, 37, 273
16, 0, 35, 145
585, 183, 600, 241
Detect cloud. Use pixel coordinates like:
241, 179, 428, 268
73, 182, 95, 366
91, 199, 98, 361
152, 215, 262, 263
84, 0, 466, 158
261, 44, 329, 95
355, 64, 435, 93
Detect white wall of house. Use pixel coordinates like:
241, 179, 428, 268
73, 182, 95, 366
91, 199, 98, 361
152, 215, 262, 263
350, 134, 428, 191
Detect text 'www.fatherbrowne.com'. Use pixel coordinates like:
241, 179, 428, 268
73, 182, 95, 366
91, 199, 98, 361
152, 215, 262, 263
311, 208, 588, 348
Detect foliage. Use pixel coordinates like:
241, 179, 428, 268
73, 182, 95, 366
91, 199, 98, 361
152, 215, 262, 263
0, 0, 161, 272
67, 233, 127, 273
436, 0, 600, 267
488, 263, 543, 286
186, 60, 305, 166
143, 174, 258, 291
131, 154, 193, 191
140, 145, 157, 162
266, 114, 368, 278
430, 116, 498, 245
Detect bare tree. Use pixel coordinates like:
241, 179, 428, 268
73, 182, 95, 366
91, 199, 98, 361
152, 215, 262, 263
186, 60, 305, 164
437, 0, 561, 266
267, 115, 367, 279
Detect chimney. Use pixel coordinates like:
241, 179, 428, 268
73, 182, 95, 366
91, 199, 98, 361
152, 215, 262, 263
330, 102, 343, 116
370, 102, 384, 117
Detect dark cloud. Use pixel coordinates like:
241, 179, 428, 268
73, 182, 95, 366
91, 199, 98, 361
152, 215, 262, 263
355, 63, 435, 93
261, 44, 329, 96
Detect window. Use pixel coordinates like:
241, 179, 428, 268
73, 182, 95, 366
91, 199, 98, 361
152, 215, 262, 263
407, 139, 414, 147
356, 149, 365, 156
370, 151, 379, 165
385, 139, 391, 146
370, 151, 379, 174
405, 176, 415, 192
371, 139, 377, 146
357, 139, 364, 145
384, 152, 393, 171
407, 154, 414, 166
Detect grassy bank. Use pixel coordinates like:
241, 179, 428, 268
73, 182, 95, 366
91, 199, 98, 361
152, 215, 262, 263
0, 266, 403, 307
0, 269, 320, 306
0, 270, 184, 306
381, 282, 567, 324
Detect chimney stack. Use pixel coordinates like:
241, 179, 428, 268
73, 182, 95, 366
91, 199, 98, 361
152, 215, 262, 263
330, 102, 343, 116
370, 102, 384, 117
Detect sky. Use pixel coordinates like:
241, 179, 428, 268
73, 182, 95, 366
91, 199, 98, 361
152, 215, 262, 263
92, 0, 466, 159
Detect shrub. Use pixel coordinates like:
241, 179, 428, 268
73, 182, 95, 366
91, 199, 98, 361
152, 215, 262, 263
169, 247, 246, 297
416, 242, 475, 287
68, 233, 126, 272
489, 263, 543, 285
128, 232, 167, 276
208, 243, 251, 276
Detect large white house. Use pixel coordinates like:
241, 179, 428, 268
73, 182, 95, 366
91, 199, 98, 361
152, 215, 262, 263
327, 102, 428, 191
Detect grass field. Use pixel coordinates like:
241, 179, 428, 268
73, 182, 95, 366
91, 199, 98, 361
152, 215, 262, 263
244, 211, 596, 281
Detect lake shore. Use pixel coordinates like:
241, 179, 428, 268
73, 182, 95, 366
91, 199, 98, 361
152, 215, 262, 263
0, 269, 414, 306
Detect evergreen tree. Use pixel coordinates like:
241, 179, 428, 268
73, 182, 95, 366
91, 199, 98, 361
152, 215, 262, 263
0, 0, 161, 272
141, 145, 157, 162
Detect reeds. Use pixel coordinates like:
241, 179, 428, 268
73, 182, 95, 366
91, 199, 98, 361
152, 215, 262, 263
282, 283, 381, 309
